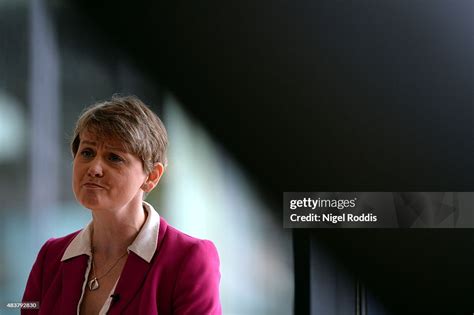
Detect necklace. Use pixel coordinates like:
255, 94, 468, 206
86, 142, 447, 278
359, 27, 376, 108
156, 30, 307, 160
88, 251, 128, 291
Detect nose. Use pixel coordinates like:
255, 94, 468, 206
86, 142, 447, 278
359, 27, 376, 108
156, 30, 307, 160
87, 158, 104, 177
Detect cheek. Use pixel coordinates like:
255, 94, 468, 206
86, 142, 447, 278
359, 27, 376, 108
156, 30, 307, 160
72, 161, 85, 188
72, 166, 79, 194
119, 170, 147, 192
119, 175, 144, 192
72, 163, 80, 182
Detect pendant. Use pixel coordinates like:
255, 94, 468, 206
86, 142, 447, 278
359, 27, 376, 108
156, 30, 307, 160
89, 277, 99, 291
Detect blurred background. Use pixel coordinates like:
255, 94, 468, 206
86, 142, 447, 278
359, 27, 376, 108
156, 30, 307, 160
1, 0, 474, 314
0, 1, 293, 314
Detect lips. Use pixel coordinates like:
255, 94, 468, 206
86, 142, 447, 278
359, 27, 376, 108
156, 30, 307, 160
83, 182, 105, 189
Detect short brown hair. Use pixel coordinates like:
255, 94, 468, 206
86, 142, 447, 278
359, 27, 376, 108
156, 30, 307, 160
71, 95, 168, 174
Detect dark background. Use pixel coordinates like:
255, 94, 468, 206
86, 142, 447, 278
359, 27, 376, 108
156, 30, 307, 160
70, 1, 474, 313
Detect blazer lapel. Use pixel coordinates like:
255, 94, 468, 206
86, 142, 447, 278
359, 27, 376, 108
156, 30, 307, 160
106, 217, 168, 314
107, 252, 153, 314
156, 217, 168, 253
60, 255, 89, 314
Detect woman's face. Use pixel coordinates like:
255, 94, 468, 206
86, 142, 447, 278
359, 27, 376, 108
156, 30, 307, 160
72, 130, 147, 212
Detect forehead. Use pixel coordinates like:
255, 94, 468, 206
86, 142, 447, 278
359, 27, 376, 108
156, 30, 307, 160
79, 130, 127, 151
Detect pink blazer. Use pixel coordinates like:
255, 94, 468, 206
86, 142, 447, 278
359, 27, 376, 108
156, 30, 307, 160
22, 218, 221, 314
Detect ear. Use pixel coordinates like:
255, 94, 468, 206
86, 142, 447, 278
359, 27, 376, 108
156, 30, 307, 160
141, 163, 165, 193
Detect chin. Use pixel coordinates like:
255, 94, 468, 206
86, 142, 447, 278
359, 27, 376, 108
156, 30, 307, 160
78, 196, 106, 211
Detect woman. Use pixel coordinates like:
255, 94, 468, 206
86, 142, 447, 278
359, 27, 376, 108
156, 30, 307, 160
22, 95, 221, 314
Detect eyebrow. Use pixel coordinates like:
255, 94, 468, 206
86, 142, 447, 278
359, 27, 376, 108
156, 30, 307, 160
80, 140, 127, 153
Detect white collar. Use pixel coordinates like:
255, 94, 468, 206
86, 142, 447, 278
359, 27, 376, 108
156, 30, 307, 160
61, 201, 160, 263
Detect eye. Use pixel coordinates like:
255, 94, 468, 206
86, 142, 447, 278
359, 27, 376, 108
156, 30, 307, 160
79, 149, 94, 158
108, 153, 124, 163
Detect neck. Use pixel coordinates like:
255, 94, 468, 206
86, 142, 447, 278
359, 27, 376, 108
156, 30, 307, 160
91, 200, 147, 259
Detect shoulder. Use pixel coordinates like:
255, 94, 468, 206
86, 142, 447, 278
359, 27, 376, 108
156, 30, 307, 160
159, 219, 219, 256
158, 220, 222, 314
157, 218, 220, 266
36, 230, 82, 263
23, 230, 84, 302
